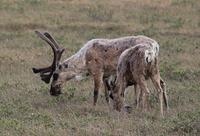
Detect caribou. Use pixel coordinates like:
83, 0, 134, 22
32, 30, 166, 107
110, 43, 169, 116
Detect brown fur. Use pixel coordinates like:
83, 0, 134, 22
111, 44, 168, 116
83, 37, 158, 105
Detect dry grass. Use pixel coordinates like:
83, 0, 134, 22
0, 0, 200, 135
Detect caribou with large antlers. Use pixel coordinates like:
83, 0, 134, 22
32, 31, 166, 106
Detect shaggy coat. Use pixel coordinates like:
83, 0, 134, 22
111, 43, 168, 116
56, 36, 159, 105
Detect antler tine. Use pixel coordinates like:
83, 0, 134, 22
35, 31, 58, 53
32, 66, 52, 74
43, 32, 60, 49
57, 48, 65, 63
43, 32, 65, 63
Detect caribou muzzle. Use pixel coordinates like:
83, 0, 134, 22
50, 84, 62, 96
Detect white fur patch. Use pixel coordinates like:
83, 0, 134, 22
151, 42, 159, 57
107, 75, 116, 85
75, 75, 85, 81
145, 49, 156, 63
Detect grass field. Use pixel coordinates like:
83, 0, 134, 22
0, 0, 200, 135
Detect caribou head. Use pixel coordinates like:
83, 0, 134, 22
32, 31, 66, 96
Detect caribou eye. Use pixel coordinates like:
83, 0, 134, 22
53, 73, 59, 80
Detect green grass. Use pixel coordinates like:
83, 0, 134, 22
0, 0, 200, 135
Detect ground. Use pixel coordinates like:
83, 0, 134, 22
0, 0, 200, 135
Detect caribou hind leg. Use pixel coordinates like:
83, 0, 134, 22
151, 75, 164, 117
160, 78, 169, 110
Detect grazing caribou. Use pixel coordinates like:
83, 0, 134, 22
110, 43, 169, 116
32, 31, 165, 106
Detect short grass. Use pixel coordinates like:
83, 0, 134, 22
0, 0, 200, 135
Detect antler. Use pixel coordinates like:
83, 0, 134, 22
32, 31, 65, 84
43, 32, 65, 62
